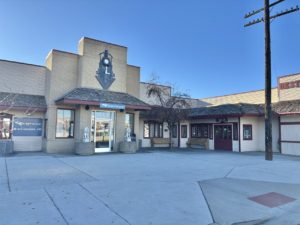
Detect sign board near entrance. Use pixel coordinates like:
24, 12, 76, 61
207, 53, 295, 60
13, 118, 43, 136
100, 103, 125, 110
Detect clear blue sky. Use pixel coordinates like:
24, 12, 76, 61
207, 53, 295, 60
0, 0, 299, 98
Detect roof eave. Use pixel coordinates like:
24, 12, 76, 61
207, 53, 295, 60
0, 105, 47, 112
56, 99, 151, 110
188, 113, 264, 119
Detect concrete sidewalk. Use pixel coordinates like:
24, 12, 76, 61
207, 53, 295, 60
0, 150, 300, 225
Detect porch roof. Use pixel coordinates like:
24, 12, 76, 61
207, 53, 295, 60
55, 88, 151, 110
0, 92, 47, 112
189, 103, 265, 118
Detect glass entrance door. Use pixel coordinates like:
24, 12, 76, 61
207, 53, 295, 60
91, 111, 115, 153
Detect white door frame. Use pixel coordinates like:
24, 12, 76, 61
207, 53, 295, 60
93, 111, 115, 153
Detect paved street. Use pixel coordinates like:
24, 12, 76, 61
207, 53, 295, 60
1, 149, 300, 225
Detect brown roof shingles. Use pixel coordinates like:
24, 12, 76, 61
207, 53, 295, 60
189, 103, 264, 118
56, 88, 150, 109
0, 92, 46, 111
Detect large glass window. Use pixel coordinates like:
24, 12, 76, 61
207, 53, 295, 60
0, 114, 12, 139
56, 109, 74, 138
144, 121, 163, 138
125, 113, 134, 133
191, 124, 209, 138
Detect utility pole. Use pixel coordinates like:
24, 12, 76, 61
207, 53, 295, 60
244, 0, 299, 161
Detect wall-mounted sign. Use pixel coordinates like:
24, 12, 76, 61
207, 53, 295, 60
96, 50, 115, 90
100, 103, 125, 110
279, 80, 300, 90
13, 118, 43, 136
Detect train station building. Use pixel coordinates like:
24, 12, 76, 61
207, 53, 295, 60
0, 37, 300, 156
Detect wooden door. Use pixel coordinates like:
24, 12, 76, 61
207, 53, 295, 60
214, 124, 233, 151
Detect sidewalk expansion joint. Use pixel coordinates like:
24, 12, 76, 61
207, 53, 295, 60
4, 157, 11, 192
54, 157, 99, 181
44, 188, 70, 225
78, 183, 132, 225
198, 181, 216, 224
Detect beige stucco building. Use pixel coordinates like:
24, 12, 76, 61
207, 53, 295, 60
0, 37, 300, 156
0, 37, 149, 154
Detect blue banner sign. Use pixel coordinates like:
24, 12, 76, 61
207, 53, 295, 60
13, 118, 43, 136
100, 103, 125, 110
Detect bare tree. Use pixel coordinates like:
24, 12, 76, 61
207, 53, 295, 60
146, 77, 191, 148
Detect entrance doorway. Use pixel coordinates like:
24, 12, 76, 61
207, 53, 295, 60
214, 124, 232, 151
91, 111, 115, 153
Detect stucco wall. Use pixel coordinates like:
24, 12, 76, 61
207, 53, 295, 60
77, 37, 127, 93
126, 65, 140, 98
240, 117, 279, 153
114, 110, 126, 151
45, 50, 79, 105
278, 74, 300, 101
0, 60, 46, 96
240, 117, 262, 152
43, 50, 79, 153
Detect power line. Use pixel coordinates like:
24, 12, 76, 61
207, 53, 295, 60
244, 0, 299, 161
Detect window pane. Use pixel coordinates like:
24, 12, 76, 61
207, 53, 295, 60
172, 125, 177, 138
181, 125, 187, 138
56, 109, 74, 138
233, 123, 238, 140
243, 125, 252, 140
0, 115, 12, 139
144, 123, 149, 138
150, 124, 155, 137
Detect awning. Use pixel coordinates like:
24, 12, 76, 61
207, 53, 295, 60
55, 88, 151, 110
0, 92, 47, 112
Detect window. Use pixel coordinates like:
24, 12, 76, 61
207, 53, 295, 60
125, 113, 134, 133
233, 123, 239, 140
191, 124, 209, 138
172, 125, 177, 138
144, 122, 163, 138
181, 125, 187, 138
56, 109, 74, 138
243, 124, 252, 140
0, 114, 12, 139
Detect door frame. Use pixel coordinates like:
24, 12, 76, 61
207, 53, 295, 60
92, 110, 115, 153
213, 123, 233, 151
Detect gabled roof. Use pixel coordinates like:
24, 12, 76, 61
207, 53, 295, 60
56, 88, 151, 110
0, 92, 47, 111
189, 103, 265, 118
